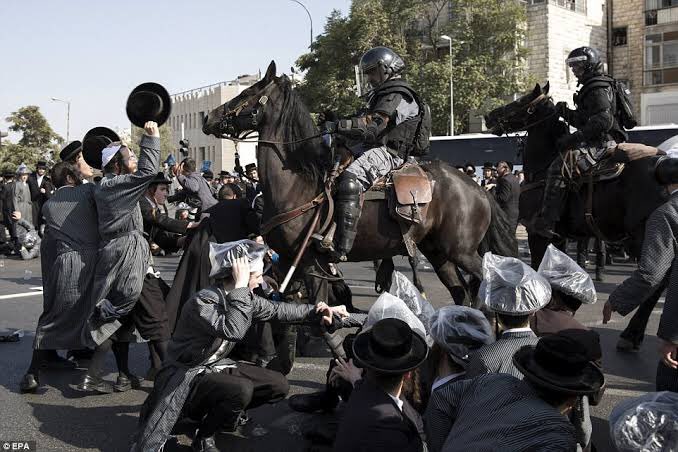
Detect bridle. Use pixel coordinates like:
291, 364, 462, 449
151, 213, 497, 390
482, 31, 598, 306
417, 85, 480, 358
217, 80, 327, 147
492, 93, 556, 136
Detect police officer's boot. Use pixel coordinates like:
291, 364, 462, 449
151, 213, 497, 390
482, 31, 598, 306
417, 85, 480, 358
331, 173, 362, 262
534, 175, 567, 240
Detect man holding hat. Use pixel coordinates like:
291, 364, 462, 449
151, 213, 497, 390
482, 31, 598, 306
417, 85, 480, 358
467, 252, 551, 379
77, 121, 162, 393
133, 239, 350, 452
333, 317, 428, 452
605, 155, 678, 391
426, 330, 605, 452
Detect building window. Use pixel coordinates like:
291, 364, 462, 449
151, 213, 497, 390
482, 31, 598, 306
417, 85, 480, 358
199, 111, 206, 126
199, 146, 206, 162
613, 27, 628, 46
645, 31, 678, 84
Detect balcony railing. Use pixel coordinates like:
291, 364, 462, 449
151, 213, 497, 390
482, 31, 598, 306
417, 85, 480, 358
525, 0, 586, 14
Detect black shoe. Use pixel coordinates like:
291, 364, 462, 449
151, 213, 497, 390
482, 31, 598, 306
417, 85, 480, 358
76, 374, 114, 394
616, 337, 641, 353
20, 373, 39, 393
114, 374, 144, 392
42, 352, 77, 370
192, 435, 219, 452
595, 270, 604, 282
288, 391, 338, 413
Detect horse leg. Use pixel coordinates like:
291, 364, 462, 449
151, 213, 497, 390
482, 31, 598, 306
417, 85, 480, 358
418, 247, 468, 305
528, 232, 550, 269
454, 252, 484, 308
409, 252, 426, 298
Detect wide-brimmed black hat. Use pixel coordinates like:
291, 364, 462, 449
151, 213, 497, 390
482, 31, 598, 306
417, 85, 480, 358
245, 163, 257, 172
353, 318, 428, 374
36, 161, 48, 169
126, 82, 171, 128
60, 141, 83, 162
2, 170, 14, 179
513, 330, 605, 396
483, 161, 495, 170
203, 170, 214, 181
219, 170, 232, 177
150, 172, 172, 185
82, 127, 121, 170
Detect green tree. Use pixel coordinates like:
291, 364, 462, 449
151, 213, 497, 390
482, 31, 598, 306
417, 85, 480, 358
130, 124, 174, 162
1, 106, 63, 171
296, 0, 528, 135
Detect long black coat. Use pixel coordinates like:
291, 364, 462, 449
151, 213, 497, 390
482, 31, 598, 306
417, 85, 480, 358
494, 173, 520, 231
29, 173, 54, 227
166, 198, 260, 331
334, 378, 426, 452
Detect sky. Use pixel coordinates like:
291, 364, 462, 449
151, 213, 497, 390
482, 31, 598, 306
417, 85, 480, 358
0, 0, 352, 144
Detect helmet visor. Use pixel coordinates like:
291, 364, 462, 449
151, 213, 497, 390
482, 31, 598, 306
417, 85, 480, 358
356, 64, 383, 97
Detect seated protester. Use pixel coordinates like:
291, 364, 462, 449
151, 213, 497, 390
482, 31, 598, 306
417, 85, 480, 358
466, 253, 551, 379
133, 240, 351, 452
532, 244, 597, 336
333, 317, 429, 452
11, 211, 40, 260
425, 330, 605, 452
609, 391, 678, 452
427, 306, 494, 394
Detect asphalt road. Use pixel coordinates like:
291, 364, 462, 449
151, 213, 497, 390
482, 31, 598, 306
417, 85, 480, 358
0, 238, 665, 452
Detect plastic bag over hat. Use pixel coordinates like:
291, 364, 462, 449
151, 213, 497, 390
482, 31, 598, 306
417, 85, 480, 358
609, 391, 678, 452
479, 252, 551, 316
388, 271, 435, 333
429, 306, 494, 366
208, 239, 267, 279
538, 244, 597, 305
363, 292, 429, 345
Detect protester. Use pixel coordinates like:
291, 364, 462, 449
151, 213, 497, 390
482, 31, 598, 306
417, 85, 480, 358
76, 122, 161, 394
20, 160, 98, 393
217, 183, 239, 201
493, 160, 520, 232
174, 157, 217, 214
425, 330, 605, 452
481, 162, 496, 191
11, 212, 40, 260
60, 140, 94, 181
604, 156, 678, 391
29, 160, 54, 232
466, 252, 551, 378
3, 164, 36, 252
333, 317, 428, 452
132, 239, 351, 452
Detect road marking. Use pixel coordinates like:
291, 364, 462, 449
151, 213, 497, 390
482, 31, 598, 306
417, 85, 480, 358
291, 362, 330, 371
583, 308, 664, 327
0, 290, 43, 300
604, 387, 651, 398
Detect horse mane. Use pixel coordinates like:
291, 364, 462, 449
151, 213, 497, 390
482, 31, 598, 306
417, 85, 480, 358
273, 77, 329, 182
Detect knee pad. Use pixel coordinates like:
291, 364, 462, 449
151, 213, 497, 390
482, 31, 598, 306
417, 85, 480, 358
337, 173, 362, 201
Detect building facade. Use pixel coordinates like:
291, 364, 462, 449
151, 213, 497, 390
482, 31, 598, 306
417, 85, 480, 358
167, 74, 259, 174
611, 0, 678, 125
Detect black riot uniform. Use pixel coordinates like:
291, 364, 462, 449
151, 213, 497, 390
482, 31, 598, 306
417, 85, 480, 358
324, 46, 430, 262
536, 47, 627, 238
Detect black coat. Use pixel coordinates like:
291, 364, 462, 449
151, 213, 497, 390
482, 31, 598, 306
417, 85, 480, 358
139, 196, 188, 253
166, 198, 260, 331
494, 173, 520, 231
29, 173, 54, 226
333, 378, 426, 452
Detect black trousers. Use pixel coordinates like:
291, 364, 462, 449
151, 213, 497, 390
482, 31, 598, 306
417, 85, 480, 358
619, 288, 663, 346
183, 362, 289, 437
131, 274, 171, 341
656, 360, 678, 392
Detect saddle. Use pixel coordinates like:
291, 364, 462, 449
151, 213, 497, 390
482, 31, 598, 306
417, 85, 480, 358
561, 148, 625, 187
363, 162, 433, 256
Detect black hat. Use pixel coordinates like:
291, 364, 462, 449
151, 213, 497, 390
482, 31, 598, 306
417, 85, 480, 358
203, 170, 214, 180
655, 156, 678, 185
219, 170, 231, 177
126, 82, 171, 128
150, 172, 172, 185
513, 330, 605, 396
82, 127, 121, 170
353, 318, 428, 374
2, 170, 14, 179
483, 161, 495, 170
464, 162, 476, 172
245, 163, 257, 172
60, 141, 83, 162
36, 161, 48, 169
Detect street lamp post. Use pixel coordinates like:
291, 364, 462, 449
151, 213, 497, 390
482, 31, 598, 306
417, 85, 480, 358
289, 0, 313, 48
51, 97, 70, 142
440, 35, 454, 136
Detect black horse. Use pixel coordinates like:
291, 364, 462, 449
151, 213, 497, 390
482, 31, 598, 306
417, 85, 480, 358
203, 61, 517, 309
485, 82, 667, 348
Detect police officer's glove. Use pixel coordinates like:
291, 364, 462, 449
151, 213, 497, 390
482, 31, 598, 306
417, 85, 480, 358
554, 101, 569, 119
556, 131, 584, 152
318, 110, 338, 125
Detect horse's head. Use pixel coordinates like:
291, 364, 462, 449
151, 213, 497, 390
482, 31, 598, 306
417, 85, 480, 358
484, 82, 552, 135
203, 61, 283, 138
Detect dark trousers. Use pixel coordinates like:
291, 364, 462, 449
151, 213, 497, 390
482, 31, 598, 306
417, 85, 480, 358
656, 360, 678, 392
619, 287, 663, 346
183, 362, 289, 437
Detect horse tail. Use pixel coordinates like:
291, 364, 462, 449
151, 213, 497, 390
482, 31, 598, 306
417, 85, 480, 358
479, 194, 519, 258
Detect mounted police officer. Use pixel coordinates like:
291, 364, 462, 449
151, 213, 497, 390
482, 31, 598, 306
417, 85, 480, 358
535, 46, 628, 239
323, 46, 431, 262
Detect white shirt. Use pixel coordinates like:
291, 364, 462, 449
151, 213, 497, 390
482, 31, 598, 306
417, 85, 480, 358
502, 327, 534, 335
387, 393, 404, 412
37, 174, 44, 187
431, 371, 466, 392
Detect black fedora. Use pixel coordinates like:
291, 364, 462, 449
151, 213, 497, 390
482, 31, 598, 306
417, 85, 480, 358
60, 141, 82, 162
126, 82, 171, 128
513, 330, 605, 396
353, 318, 428, 374
36, 161, 48, 169
82, 127, 121, 170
